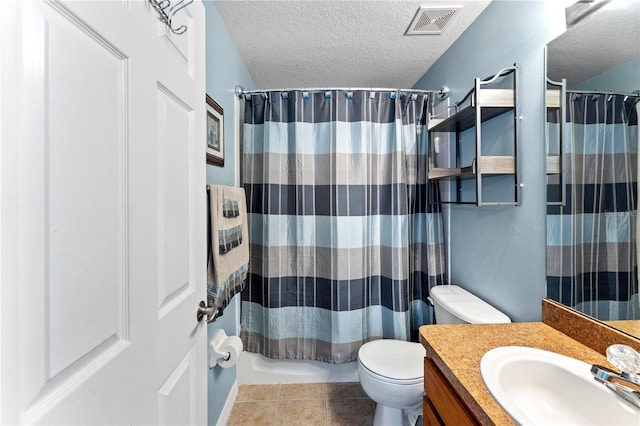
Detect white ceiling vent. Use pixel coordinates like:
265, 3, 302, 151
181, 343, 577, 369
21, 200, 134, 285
405, 6, 462, 35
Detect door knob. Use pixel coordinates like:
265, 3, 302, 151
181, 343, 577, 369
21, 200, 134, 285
197, 301, 217, 323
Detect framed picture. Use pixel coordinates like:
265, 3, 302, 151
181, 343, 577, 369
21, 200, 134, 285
206, 95, 224, 166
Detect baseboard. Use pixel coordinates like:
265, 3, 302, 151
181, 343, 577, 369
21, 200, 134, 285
216, 379, 238, 426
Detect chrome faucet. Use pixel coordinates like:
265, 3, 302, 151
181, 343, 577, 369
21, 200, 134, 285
591, 344, 640, 409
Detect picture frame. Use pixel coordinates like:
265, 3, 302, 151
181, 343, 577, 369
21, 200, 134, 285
206, 95, 224, 166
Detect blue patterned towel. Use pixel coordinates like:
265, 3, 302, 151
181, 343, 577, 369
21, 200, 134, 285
207, 185, 249, 314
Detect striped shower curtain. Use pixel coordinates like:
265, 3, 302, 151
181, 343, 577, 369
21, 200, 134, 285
240, 90, 445, 363
547, 93, 640, 320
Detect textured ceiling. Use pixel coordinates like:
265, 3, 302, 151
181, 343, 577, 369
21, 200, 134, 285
547, 0, 640, 87
213, 0, 492, 90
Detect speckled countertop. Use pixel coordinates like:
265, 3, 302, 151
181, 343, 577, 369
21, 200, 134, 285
418, 322, 612, 425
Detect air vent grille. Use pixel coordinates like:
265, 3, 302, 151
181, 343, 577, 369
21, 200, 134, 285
406, 6, 461, 35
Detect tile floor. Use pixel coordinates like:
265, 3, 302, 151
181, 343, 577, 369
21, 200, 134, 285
226, 382, 376, 425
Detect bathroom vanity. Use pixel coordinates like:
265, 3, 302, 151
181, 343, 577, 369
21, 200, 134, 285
419, 300, 640, 425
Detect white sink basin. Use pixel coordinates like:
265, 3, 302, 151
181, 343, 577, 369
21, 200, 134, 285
480, 346, 640, 425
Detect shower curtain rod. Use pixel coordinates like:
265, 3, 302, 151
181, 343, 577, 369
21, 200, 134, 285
235, 85, 437, 97
567, 89, 640, 98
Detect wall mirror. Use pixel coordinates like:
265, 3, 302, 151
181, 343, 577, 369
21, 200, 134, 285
545, 0, 640, 339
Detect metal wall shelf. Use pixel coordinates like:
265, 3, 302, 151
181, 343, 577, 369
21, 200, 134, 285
428, 66, 519, 206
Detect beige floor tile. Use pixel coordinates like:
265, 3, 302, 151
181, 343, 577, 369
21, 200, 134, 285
325, 382, 368, 399
276, 399, 327, 425
228, 383, 379, 426
227, 401, 277, 426
326, 398, 375, 426
280, 383, 326, 400
236, 384, 281, 401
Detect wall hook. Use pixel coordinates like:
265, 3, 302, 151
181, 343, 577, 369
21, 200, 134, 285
149, 0, 193, 35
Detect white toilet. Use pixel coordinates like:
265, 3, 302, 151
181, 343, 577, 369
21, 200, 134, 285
357, 285, 511, 426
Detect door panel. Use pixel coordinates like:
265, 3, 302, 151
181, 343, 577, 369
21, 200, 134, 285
47, 3, 128, 379
158, 344, 198, 425
157, 84, 194, 318
156, 5, 194, 76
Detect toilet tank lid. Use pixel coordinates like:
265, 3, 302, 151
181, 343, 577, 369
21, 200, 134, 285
430, 285, 511, 324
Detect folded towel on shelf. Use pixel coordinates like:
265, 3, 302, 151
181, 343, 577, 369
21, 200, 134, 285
207, 184, 249, 317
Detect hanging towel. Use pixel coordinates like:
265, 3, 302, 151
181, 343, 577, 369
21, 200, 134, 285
207, 184, 249, 317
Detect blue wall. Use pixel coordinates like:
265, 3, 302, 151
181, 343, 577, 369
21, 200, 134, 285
414, 1, 567, 322
204, 1, 254, 187
203, 1, 254, 425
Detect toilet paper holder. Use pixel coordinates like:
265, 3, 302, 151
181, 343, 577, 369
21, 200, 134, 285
209, 329, 242, 368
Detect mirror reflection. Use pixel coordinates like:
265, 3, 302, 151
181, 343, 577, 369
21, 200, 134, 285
545, 0, 640, 336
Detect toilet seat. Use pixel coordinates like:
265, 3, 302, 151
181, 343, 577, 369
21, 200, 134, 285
358, 340, 424, 385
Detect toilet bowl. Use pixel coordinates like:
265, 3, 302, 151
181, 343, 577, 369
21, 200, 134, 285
357, 285, 511, 426
357, 340, 424, 426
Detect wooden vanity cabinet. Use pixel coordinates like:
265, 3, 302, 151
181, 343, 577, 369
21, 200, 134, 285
423, 357, 480, 426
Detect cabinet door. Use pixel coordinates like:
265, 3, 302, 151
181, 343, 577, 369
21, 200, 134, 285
424, 358, 478, 426
424, 396, 444, 426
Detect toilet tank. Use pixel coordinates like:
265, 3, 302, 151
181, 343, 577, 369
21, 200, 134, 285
430, 285, 511, 324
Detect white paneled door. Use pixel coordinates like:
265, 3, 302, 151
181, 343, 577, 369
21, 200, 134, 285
0, 0, 207, 424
